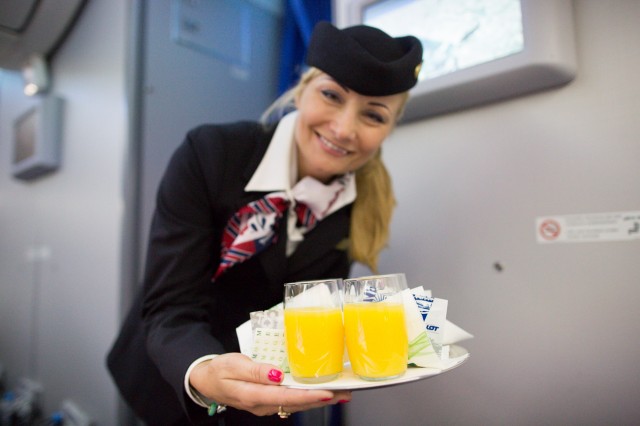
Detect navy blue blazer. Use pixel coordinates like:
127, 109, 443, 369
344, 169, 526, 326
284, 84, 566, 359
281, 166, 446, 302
107, 121, 352, 425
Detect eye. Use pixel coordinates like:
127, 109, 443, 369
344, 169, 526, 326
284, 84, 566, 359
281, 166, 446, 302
321, 89, 342, 103
364, 111, 387, 124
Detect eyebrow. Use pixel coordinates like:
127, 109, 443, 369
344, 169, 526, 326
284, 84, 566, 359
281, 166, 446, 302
368, 101, 390, 111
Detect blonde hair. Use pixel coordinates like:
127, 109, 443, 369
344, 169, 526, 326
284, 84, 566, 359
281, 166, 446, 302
261, 68, 407, 272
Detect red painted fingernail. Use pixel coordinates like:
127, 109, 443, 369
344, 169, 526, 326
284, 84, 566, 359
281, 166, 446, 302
321, 398, 332, 402
268, 369, 283, 383
339, 399, 350, 404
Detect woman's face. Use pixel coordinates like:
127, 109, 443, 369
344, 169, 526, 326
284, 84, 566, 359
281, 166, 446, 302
294, 73, 406, 183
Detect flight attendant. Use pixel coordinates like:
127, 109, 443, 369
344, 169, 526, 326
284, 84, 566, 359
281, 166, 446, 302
108, 21, 423, 425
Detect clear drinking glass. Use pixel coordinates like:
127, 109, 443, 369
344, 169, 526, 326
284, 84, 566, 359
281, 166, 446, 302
355, 273, 408, 290
283, 279, 344, 383
343, 275, 408, 381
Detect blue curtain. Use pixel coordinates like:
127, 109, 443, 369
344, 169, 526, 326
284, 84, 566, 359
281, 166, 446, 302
278, 0, 331, 95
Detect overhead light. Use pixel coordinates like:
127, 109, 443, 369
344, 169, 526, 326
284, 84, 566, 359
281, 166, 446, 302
22, 54, 50, 96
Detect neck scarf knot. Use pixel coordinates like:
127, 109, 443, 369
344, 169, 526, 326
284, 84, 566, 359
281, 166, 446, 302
213, 175, 349, 281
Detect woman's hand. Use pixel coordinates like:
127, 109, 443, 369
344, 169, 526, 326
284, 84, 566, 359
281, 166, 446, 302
189, 353, 352, 417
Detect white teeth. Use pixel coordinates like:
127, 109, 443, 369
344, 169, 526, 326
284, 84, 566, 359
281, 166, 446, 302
319, 135, 349, 155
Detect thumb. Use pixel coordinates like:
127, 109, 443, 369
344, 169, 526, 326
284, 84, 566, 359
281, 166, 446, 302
224, 353, 285, 385
252, 361, 285, 385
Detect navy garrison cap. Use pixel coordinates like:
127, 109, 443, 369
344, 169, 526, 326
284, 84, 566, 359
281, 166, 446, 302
306, 21, 423, 96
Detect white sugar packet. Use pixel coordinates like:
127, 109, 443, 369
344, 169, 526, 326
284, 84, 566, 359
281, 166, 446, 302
408, 287, 473, 347
413, 295, 448, 358
410, 286, 432, 298
401, 289, 443, 368
443, 319, 474, 345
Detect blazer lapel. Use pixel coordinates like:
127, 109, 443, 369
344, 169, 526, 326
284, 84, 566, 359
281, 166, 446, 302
229, 125, 276, 211
257, 214, 288, 287
286, 205, 351, 277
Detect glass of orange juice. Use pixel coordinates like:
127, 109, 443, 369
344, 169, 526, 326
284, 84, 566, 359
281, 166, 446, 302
284, 279, 344, 383
344, 275, 408, 381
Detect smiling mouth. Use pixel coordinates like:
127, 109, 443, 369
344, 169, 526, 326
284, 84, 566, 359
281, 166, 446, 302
318, 134, 350, 156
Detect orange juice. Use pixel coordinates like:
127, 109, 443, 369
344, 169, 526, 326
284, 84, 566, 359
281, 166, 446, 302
344, 302, 408, 380
284, 307, 344, 383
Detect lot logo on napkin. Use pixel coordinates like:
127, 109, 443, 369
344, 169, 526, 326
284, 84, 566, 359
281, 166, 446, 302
401, 289, 443, 368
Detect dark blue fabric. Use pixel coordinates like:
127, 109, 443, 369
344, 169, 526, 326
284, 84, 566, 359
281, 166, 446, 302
278, 0, 331, 95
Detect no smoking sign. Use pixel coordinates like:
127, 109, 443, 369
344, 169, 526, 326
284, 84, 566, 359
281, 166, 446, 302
536, 211, 640, 244
539, 219, 561, 241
